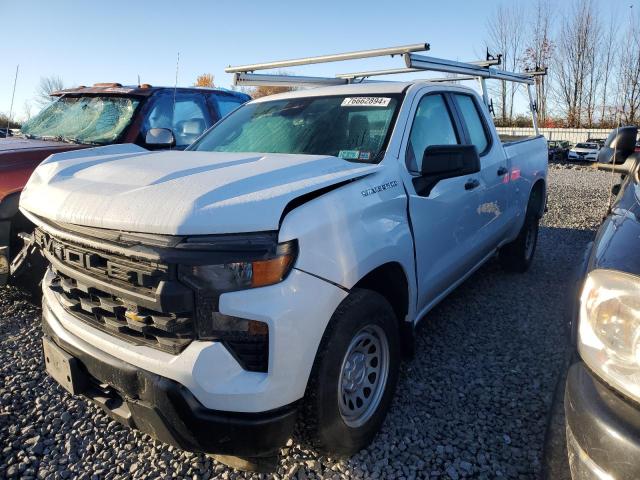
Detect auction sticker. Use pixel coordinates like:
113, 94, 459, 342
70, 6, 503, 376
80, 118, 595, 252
341, 97, 391, 107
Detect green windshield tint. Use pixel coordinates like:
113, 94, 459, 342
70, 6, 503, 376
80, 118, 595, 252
21, 96, 140, 145
190, 96, 399, 161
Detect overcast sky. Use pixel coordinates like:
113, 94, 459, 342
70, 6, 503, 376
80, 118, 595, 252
1, 0, 637, 121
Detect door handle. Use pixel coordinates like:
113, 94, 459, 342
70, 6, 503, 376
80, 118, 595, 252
497, 166, 509, 176
464, 178, 480, 190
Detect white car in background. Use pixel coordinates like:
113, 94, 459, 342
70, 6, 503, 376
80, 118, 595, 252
568, 142, 600, 162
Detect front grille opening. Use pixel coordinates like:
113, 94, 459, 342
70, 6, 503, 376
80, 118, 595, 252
48, 271, 195, 354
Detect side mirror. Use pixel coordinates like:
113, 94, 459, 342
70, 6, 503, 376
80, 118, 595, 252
597, 126, 638, 164
413, 145, 481, 196
145, 128, 175, 149
420, 144, 481, 177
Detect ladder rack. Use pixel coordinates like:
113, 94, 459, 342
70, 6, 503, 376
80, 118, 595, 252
225, 42, 547, 133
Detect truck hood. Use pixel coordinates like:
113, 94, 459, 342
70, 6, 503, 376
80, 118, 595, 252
20, 144, 380, 235
0, 137, 88, 169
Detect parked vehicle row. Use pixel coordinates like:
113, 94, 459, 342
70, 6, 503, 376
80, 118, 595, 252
15, 45, 548, 468
0, 83, 250, 285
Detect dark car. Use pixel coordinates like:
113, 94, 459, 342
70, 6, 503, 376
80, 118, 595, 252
548, 140, 571, 161
0, 83, 250, 285
0, 128, 11, 138
564, 126, 640, 479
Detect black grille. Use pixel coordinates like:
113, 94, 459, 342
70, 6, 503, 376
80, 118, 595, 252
225, 335, 269, 373
48, 270, 194, 354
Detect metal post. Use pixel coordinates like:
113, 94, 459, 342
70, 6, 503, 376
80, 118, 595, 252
478, 77, 490, 109
527, 84, 539, 135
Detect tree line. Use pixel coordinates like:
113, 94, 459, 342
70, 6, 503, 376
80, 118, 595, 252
486, 0, 640, 128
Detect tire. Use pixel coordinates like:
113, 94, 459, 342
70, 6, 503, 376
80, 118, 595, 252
302, 288, 400, 456
499, 209, 539, 273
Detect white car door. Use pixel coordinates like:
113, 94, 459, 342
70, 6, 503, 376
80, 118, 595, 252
450, 92, 511, 251
404, 92, 487, 313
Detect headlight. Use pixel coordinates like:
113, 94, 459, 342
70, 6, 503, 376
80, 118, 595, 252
181, 240, 297, 291
177, 239, 297, 372
578, 269, 640, 402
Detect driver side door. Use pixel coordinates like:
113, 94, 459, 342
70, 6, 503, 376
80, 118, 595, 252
404, 92, 487, 314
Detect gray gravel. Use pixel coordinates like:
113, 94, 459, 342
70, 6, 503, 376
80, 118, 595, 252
0, 165, 615, 479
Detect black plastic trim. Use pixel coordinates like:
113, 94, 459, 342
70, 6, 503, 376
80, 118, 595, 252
0, 191, 20, 220
565, 362, 640, 478
42, 303, 297, 457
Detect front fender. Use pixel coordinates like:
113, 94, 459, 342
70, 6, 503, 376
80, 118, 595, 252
278, 169, 417, 321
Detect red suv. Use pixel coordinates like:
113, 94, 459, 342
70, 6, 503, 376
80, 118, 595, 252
0, 83, 249, 284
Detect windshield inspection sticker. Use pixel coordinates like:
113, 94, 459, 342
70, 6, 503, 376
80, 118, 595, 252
338, 150, 361, 160
341, 97, 391, 107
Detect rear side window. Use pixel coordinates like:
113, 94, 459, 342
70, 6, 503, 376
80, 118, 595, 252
144, 93, 211, 148
406, 94, 459, 172
213, 95, 245, 118
453, 94, 489, 154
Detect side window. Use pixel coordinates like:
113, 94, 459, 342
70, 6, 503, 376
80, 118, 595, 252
453, 94, 489, 154
212, 95, 245, 118
144, 93, 211, 148
406, 94, 459, 172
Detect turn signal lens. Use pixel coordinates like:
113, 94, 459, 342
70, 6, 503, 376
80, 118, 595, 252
251, 254, 295, 288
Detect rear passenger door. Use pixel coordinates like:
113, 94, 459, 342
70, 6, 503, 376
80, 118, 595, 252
450, 93, 511, 249
404, 91, 487, 312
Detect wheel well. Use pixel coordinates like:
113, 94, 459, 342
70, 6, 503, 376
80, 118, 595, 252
529, 180, 546, 218
353, 262, 413, 357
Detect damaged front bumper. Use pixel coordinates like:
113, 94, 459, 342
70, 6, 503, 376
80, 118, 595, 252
565, 362, 640, 479
41, 297, 298, 457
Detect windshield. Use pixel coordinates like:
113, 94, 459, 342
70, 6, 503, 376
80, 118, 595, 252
189, 95, 401, 162
21, 95, 140, 145
576, 143, 598, 149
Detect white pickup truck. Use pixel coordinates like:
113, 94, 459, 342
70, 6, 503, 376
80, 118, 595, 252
20, 47, 547, 465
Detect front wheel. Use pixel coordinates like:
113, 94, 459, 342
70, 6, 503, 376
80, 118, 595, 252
302, 289, 400, 456
499, 212, 539, 273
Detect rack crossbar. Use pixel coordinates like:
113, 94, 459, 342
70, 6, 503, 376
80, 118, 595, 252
233, 72, 347, 88
226, 43, 430, 73
405, 53, 534, 85
336, 57, 502, 80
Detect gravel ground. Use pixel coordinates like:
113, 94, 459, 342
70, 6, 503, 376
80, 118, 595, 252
0, 165, 615, 480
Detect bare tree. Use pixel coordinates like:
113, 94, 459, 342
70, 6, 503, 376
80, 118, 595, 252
599, 11, 618, 125
36, 76, 65, 107
521, 0, 554, 125
23, 100, 32, 122
552, 0, 600, 127
616, 10, 640, 125
486, 2, 526, 124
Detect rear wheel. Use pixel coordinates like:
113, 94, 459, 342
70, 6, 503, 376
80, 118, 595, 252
302, 289, 400, 456
499, 210, 539, 273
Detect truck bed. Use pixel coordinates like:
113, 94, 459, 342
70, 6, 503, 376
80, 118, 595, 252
499, 133, 543, 145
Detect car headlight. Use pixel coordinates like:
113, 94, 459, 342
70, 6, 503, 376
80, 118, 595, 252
177, 239, 297, 372
578, 269, 640, 402
180, 239, 297, 291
